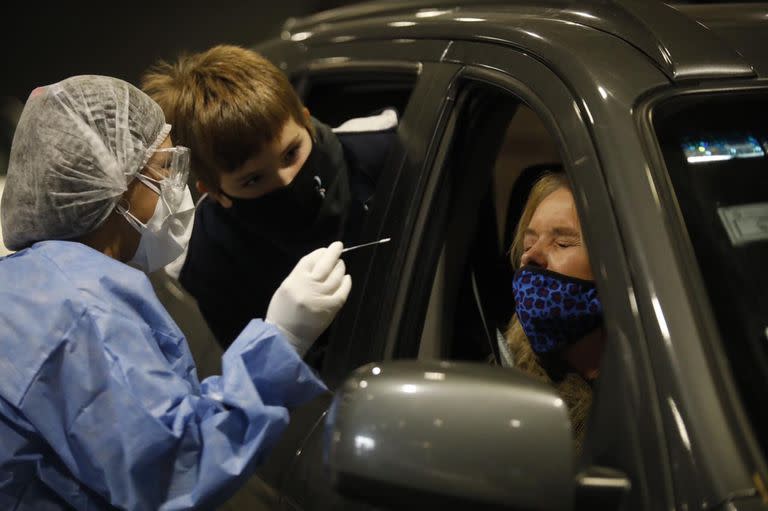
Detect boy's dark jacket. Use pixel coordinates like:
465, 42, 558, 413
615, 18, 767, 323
178, 119, 397, 348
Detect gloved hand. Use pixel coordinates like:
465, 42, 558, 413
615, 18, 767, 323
266, 241, 352, 355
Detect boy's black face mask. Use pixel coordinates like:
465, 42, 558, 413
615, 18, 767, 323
220, 118, 350, 242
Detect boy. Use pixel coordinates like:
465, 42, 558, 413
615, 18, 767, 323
142, 45, 397, 349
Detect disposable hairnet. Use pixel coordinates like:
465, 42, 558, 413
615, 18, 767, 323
1, 75, 171, 250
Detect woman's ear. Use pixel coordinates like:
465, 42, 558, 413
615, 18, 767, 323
302, 107, 311, 122
197, 180, 232, 208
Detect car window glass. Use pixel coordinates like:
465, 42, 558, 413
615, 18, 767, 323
653, 91, 768, 459
291, 70, 417, 373
296, 72, 416, 127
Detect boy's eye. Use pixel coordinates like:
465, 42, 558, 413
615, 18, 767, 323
282, 146, 300, 166
244, 175, 262, 187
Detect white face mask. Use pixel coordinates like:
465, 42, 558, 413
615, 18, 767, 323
118, 175, 195, 273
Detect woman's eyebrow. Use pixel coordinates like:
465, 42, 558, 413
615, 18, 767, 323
551, 227, 580, 237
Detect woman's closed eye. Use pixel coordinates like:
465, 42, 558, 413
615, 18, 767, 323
555, 237, 579, 248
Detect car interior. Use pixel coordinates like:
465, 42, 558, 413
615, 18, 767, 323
417, 99, 564, 366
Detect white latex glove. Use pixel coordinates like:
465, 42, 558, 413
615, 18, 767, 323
266, 241, 352, 355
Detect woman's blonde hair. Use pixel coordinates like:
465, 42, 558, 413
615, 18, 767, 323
508, 171, 571, 270
504, 171, 592, 451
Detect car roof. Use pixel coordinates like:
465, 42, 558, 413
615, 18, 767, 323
281, 0, 768, 81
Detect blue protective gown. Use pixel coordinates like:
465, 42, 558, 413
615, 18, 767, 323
0, 241, 328, 510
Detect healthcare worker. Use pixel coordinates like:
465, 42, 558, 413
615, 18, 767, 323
0, 75, 351, 510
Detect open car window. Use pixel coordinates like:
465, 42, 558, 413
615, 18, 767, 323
404, 76, 603, 455
416, 96, 566, 365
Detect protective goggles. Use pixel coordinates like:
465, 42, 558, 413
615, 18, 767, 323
144, 145, 191, 190
136, 145, 191, 210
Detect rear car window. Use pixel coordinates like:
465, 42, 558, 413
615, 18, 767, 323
296, 72, 416, 128
653, 91, 768, 459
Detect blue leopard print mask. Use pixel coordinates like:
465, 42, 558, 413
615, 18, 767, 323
512, 266, 603, 355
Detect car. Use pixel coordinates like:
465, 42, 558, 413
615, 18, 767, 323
159, 1, 768, 509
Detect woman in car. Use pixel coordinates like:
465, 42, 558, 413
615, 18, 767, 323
503, 171, 605, 452
0, 75, 350, 510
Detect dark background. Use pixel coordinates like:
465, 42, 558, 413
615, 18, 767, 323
3, 1, 358, 101
1, 0, 749, 170
0, 1, 360, 174
1, 0, 760, 100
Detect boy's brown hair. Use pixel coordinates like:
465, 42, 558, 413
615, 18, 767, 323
141, 45, 313, 191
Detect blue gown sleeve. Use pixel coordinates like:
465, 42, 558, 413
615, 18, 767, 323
18, 313, 327, 511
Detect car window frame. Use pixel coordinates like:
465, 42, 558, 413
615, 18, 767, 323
382, 41, 675, 511
316, 60, 462, 389
257, 42, 464, 510
273, 39, 461, 389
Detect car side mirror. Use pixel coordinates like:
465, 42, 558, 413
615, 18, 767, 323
324, 360, 574, 510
